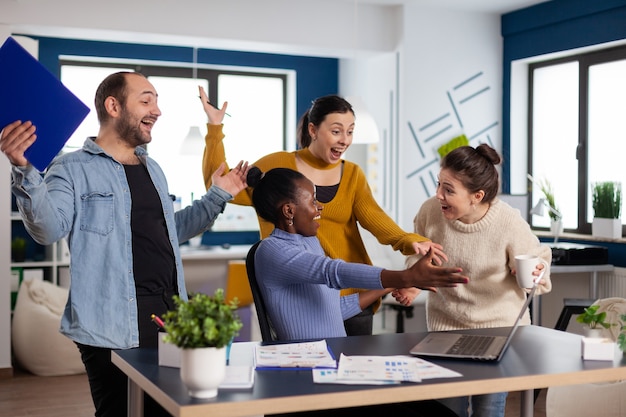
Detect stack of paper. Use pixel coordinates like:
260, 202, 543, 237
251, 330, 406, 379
255, 340, 336, 369
219, 365, 255, 389
313, 353, 462, 385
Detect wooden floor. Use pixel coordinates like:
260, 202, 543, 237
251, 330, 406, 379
0, 365, 546, 417
0, 367, 94, 417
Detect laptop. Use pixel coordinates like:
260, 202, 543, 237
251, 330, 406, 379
409, 281, 538, 362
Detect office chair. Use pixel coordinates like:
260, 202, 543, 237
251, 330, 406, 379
245, 241, 278, 342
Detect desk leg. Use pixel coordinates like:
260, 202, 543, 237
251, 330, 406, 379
128, 379, 144, 417
531, 295, 541, 326
521, 389, 534, 417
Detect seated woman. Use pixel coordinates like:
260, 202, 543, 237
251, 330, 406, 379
247, 167, 467, 417
247, 166, 469, 341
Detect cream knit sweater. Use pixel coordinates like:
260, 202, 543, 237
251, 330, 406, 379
406, 197, 552, 331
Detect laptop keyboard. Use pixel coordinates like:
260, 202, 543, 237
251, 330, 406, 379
447, 335, 495, 356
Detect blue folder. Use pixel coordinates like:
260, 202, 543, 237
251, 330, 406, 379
0, 36, 90, 171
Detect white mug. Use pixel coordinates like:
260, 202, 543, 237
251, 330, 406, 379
514, 255, 549, 289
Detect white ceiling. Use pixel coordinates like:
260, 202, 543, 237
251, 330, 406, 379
3, 0, 553, 58
336, 0, 550, 14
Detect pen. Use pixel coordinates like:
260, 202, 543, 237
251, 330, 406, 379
198, 97, 231, 117
151, 314, 165, 329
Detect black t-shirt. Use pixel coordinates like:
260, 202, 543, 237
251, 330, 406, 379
123, 163, 176, 294
124, 163, 177, 347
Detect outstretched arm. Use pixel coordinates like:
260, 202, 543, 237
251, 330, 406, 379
211, 160, 249, 197
198, 86, 228, 125
199, 86, 231, 190
381, 248, 469, 291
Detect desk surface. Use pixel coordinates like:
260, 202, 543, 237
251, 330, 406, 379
179, 244, 251, 261
112, 326, 626, 417
550, 264, 613, 273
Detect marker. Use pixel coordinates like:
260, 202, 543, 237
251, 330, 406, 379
198, 97, 231, 117
151, 314, 165, 329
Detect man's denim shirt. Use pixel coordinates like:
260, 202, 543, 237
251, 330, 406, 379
11, 138, 233, 349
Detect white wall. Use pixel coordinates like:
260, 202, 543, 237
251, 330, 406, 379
399, 6, 503, 230
0, 25, 12, 373
3, 0, 400, 58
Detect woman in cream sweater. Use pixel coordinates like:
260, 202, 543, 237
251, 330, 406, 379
406, 144, 552, 417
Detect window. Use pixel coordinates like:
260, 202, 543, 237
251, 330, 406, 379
60, 61, 289, 235
529, 45, 626, 234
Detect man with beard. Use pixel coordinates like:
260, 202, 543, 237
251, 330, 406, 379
0, 72, 249, 417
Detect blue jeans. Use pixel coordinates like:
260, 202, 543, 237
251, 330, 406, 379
439, 392, 507, 417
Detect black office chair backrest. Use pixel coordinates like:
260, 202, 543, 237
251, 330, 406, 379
245, 241, 278, 342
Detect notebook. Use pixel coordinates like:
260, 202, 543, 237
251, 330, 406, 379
0, 36, 90, 171
409, 281, 538, 361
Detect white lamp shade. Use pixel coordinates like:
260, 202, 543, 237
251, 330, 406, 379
530, 198, 548, 216
345, 96, 380, 144
180, 126, 205, 155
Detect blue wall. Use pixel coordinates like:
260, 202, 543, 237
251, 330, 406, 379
500, 0, 626, 192
30, 36, 339, 125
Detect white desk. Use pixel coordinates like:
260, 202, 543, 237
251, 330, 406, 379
180, 244, 251, 295
551, 264, 614, 300
532, 263, 614, 326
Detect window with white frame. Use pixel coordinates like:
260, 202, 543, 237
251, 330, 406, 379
60, 61, 289, 235
528, 44, 626, 235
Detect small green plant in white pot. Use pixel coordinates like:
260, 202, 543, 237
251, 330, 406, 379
591, 181, 622, 239
162, 289, 242, 398
576, 304, 612, 338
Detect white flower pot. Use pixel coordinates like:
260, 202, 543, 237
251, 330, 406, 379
550, 219, 563, 236
583, 327, 604, 339
180, 346, 226, 398
592, 218, 622, 239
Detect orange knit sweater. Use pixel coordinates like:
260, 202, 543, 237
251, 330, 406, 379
202, 124, 429, 311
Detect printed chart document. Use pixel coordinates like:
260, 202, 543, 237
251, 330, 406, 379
255, 340, 337, 369
313, 354, 462, 385
0, 36, 90, 171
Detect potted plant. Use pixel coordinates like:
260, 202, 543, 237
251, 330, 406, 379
617, 314, 626, 352
591, 181, 622, 239
162, 289, 242, 398
11, 237, 27, 262
538, 177, 563, 235
576, 304, 613, 338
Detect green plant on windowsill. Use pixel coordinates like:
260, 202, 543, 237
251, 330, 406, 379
162, 289, 242, 349
592, 181, 622, 219
617, 314, 626, 351
538, 178, 560, 222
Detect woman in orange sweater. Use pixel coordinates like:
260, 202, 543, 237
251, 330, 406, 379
200, 89, 445, 335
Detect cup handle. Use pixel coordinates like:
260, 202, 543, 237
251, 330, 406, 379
534, 260, 549, 284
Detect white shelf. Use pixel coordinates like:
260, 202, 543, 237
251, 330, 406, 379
11, 214, 68, 286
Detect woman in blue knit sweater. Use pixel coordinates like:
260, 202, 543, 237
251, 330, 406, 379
247, 166, 469, 341
247, 166, 468, 417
